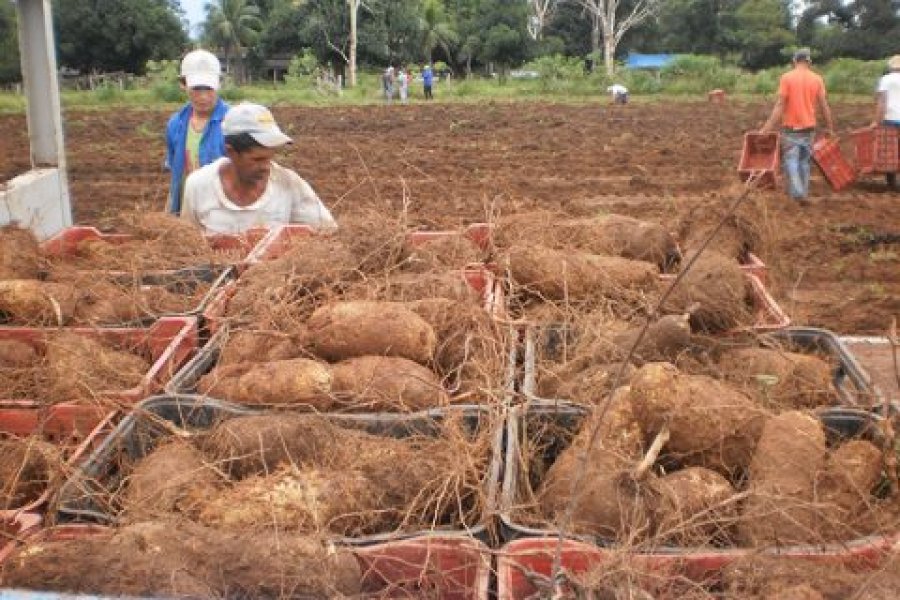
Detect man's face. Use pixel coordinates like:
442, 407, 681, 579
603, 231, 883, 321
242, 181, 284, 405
227, 144, 276, 186
187, 85, 217, 114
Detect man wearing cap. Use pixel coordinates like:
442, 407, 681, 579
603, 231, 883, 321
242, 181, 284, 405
165, 49, 229, 215
180, 103, 337, 234
761, 48, 835, 204
872, 55, 900, 189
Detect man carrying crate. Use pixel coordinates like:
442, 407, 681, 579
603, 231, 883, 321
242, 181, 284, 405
872, 55, 900, 189
761, 48, 836, 204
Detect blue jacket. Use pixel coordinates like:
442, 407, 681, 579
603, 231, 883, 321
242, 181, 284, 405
165, 98, 229, 214
423, 69, 434, 86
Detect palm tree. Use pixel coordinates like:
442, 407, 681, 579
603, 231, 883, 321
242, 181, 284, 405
203, 0, 263, 83
419, 0, 457, 65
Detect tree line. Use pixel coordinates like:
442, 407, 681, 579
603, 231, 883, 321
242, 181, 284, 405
0, 0, 898, 85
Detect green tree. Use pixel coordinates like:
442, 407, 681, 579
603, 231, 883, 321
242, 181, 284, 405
202, 0, 263, 83
419, 0, 458, 64
733, 0, 795, 69
475, 0, 531, 79
53, 0, 187, 74
0, 2, 21, 84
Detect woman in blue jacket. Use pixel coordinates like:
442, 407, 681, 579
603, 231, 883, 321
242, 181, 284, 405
165, 49, 229, 215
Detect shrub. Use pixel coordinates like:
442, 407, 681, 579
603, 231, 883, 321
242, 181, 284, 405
821, 58, 883, 95
285, 50, 319, 89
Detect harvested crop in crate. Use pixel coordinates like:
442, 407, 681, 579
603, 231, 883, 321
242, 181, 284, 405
217, 329, 305, 365
719, 347, 837, 410
0, 339, 38, 368
627, 362, 767, 476
0, 438, 60, 510
45, 333, 150, 402
134, 412, 490, 537
0, 280, 81, 325
123, 440, 224, 521
0, 520, 362, 598
814, 439, 884, 539
306, 301, 437, 364
0, 225, 42, 280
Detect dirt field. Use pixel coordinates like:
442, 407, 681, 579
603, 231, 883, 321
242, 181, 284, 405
1, 100, 897, 334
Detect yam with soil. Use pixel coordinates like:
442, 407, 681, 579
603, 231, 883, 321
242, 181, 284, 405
402, 235, 483, 272
815, 439, 884, 539
719, 347, 837, 410
506, 244, 659, 303
217, 329, 306, 365
661, 251, 751, 332
198, 466, 379, 536
197, 358, 333, 407
627, 362, 767, 476
0, 438, 59, 509
0, 519, 362, 598
737, 411, 827, 546
306, 301, 437, 364
0, 280, 81, 326
330, 355, 449, 411
123, 440, 223, 521
0, 225, 42, 280
45, 333, 149, 402
650, 466, 737, 546
199, 414, 355, 478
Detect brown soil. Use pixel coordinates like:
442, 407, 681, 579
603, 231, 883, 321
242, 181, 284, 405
3, 101, 891, 334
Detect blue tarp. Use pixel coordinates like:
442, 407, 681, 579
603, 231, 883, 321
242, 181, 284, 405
625, 53, 676, 70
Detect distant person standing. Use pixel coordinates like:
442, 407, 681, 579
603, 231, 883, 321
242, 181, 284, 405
761, 48, 835, 204
423, 64, 434, 100
398, 67, 410, 104
382, 66, 395, 105
607, 83, 628, 104
872, 55, 900, 189
165, 50, 229, 215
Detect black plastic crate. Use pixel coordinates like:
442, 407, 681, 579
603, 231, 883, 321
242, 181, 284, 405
499, 400, 888, 546
56, 394, 505, 546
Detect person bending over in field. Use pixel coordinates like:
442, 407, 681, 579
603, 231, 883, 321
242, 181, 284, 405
181, 103, 337, 234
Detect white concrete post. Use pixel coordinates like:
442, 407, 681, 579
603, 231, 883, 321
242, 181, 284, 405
1, 0, 72, 239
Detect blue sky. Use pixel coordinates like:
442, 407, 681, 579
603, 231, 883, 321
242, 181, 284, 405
179, 0, 206, 37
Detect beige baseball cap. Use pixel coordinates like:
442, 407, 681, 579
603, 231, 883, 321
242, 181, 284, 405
222, 103, 293, 147
181, 49, 221, 90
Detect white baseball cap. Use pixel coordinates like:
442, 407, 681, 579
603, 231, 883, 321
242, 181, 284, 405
222, 103, 293, 147
181, 49, 221, 90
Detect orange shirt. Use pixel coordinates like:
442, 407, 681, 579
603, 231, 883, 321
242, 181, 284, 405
778, 66, 826, 130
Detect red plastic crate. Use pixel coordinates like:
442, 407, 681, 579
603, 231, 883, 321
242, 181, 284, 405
355, 536, 490, 599
0, 512, 42, 566
852, 127, 876, 174
0, 316, 198, 406
42, 226, 267, 271
813, 136, 856, 191
496, 535, 898, 599
741, 252, 767, 284
738, 132, 779, 188
245, 223, 316, 263
0, 405, 117, 512
873, 126, 899, 172
6, 526, 489, 599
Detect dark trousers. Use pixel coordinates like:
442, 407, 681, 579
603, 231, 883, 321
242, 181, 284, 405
424, 84, 433, 100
